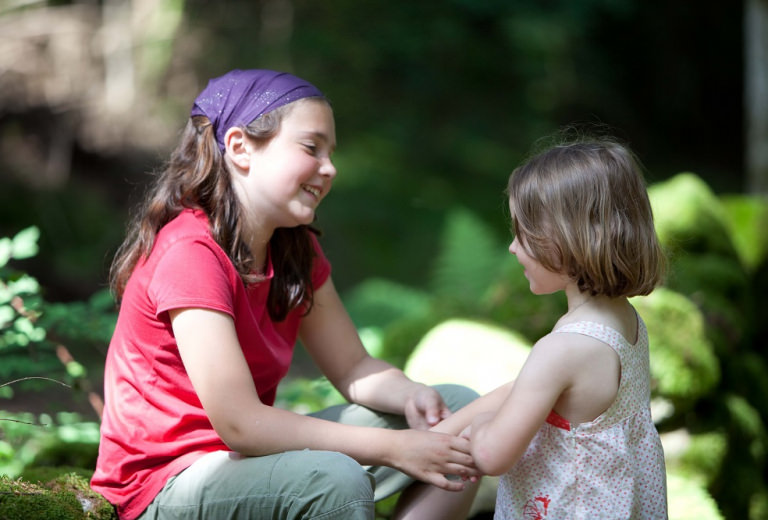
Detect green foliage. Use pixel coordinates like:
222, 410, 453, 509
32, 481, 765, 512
680, 433, 728, 487
429, 207, 509, 308
0, 226, 113, 495
0, 411, 100, 478
274, 378, 345, 414
649, 175, 768, 518
345, 278, 432, 330
0, 227, 54, 392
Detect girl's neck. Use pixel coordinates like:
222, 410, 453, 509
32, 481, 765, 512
563, 285, 596, 315
241, 221, 274, 275
560, 286, 632, 327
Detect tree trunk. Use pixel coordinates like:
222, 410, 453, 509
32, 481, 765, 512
745, 0, 768, 195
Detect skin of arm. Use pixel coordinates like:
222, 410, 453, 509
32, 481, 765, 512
298, 278, 450, 429
169, 277, 479, 490
431, 334, 590, 476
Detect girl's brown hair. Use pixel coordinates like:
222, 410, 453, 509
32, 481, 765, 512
507, 137, 665, 298
110, 100, 325, 321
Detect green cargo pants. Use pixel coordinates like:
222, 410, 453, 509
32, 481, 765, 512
137, 384, 478, 520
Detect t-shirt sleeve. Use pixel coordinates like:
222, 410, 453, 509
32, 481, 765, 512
149, 238, 236, 319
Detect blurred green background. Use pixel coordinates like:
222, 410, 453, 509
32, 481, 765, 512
1, 0, 767, 518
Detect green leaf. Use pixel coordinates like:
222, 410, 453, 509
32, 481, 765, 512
10, 226, 40, 260
65, 361, 86, 379
0, 305, 14, 328
8, 275, 39, 297
13, 316, 35, 335
0, 238, 11, 267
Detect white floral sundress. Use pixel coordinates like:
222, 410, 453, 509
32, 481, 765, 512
495, 318, 668, 520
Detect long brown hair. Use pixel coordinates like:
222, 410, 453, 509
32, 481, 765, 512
110, 100, 323, 321
507, 137, 666, 298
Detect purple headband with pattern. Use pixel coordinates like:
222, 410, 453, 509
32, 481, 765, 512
190, 69, 325, 154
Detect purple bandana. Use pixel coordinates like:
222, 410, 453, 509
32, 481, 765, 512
190, 69, 325, 154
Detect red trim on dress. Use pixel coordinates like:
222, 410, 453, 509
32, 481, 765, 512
546, 410, 571, 431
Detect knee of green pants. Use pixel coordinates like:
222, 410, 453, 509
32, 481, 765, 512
371, 383, 479, 501
140, 450, 375, 520
434, 383, 480, 412
274, 450, 376, 519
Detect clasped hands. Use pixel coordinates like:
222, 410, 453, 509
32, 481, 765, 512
395, 385, 480, 491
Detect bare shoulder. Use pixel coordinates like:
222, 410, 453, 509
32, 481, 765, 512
522, 332, 601, 384
557, 297, 638, 345
534, 331, 615, 364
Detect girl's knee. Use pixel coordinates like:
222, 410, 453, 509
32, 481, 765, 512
307, 451, 375, 498
435, 383, 480, 411
284, 451, 374, 519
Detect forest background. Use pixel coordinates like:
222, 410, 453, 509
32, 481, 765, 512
1, 0, 767, 519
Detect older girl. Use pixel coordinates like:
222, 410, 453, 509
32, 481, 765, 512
91, 69, 479, 520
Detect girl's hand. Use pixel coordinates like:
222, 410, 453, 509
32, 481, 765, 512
404, 385, 451, 430
389, 429, 479, 491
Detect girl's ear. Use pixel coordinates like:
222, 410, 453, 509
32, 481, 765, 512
224, 127, 251, 170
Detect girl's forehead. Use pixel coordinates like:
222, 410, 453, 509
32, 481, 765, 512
281, 100, 336, 143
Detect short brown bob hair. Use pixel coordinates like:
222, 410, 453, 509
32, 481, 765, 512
507, 137, 666, 298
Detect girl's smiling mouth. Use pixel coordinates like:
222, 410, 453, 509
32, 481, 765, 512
302, 184, 321, 198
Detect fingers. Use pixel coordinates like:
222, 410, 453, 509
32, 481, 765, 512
408, 385, 449, 428
421, 392, 443, 426
425, 473, 468, 492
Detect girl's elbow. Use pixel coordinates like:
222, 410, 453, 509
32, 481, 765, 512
210, 417, 261, 455
472, 438, 519, 476
474, 451, 510, 476
215, 424, 248, 452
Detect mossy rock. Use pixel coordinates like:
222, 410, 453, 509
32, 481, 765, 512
661, 429, 727, 488
0, 469, 115, 520
404, 318, 531, 394
663, 252, 750, 357
631, 288, 719, 405
649, 172, 738, 259
667, 470, 725, 520
719, 194, 768, 272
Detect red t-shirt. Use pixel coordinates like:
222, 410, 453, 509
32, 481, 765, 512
91, 209, 331, 519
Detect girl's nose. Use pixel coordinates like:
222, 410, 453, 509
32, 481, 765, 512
509, 237, 519, 255
320, 157, 337, 178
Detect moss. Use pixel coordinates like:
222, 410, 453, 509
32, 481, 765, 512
666, 471, 724, 520
719, 194, 768, 272
0, 470, 116, 520
631, 288, 719, 405
649, 172, 738, 259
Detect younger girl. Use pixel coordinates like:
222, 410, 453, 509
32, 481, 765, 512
91, 69, 479, 520
433, 136, 668, 519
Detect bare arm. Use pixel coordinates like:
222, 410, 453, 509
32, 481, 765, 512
429, 381, 514, 436
466, 335, 577, 476
170, 284, 478, 489
299, 277, 451, 428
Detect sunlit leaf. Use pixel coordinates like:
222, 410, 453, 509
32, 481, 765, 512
10, 227, 40, 260
0, 238, 11, 267
65, 361, 86, 378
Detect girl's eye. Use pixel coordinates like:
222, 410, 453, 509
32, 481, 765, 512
302, 143, 317, 154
